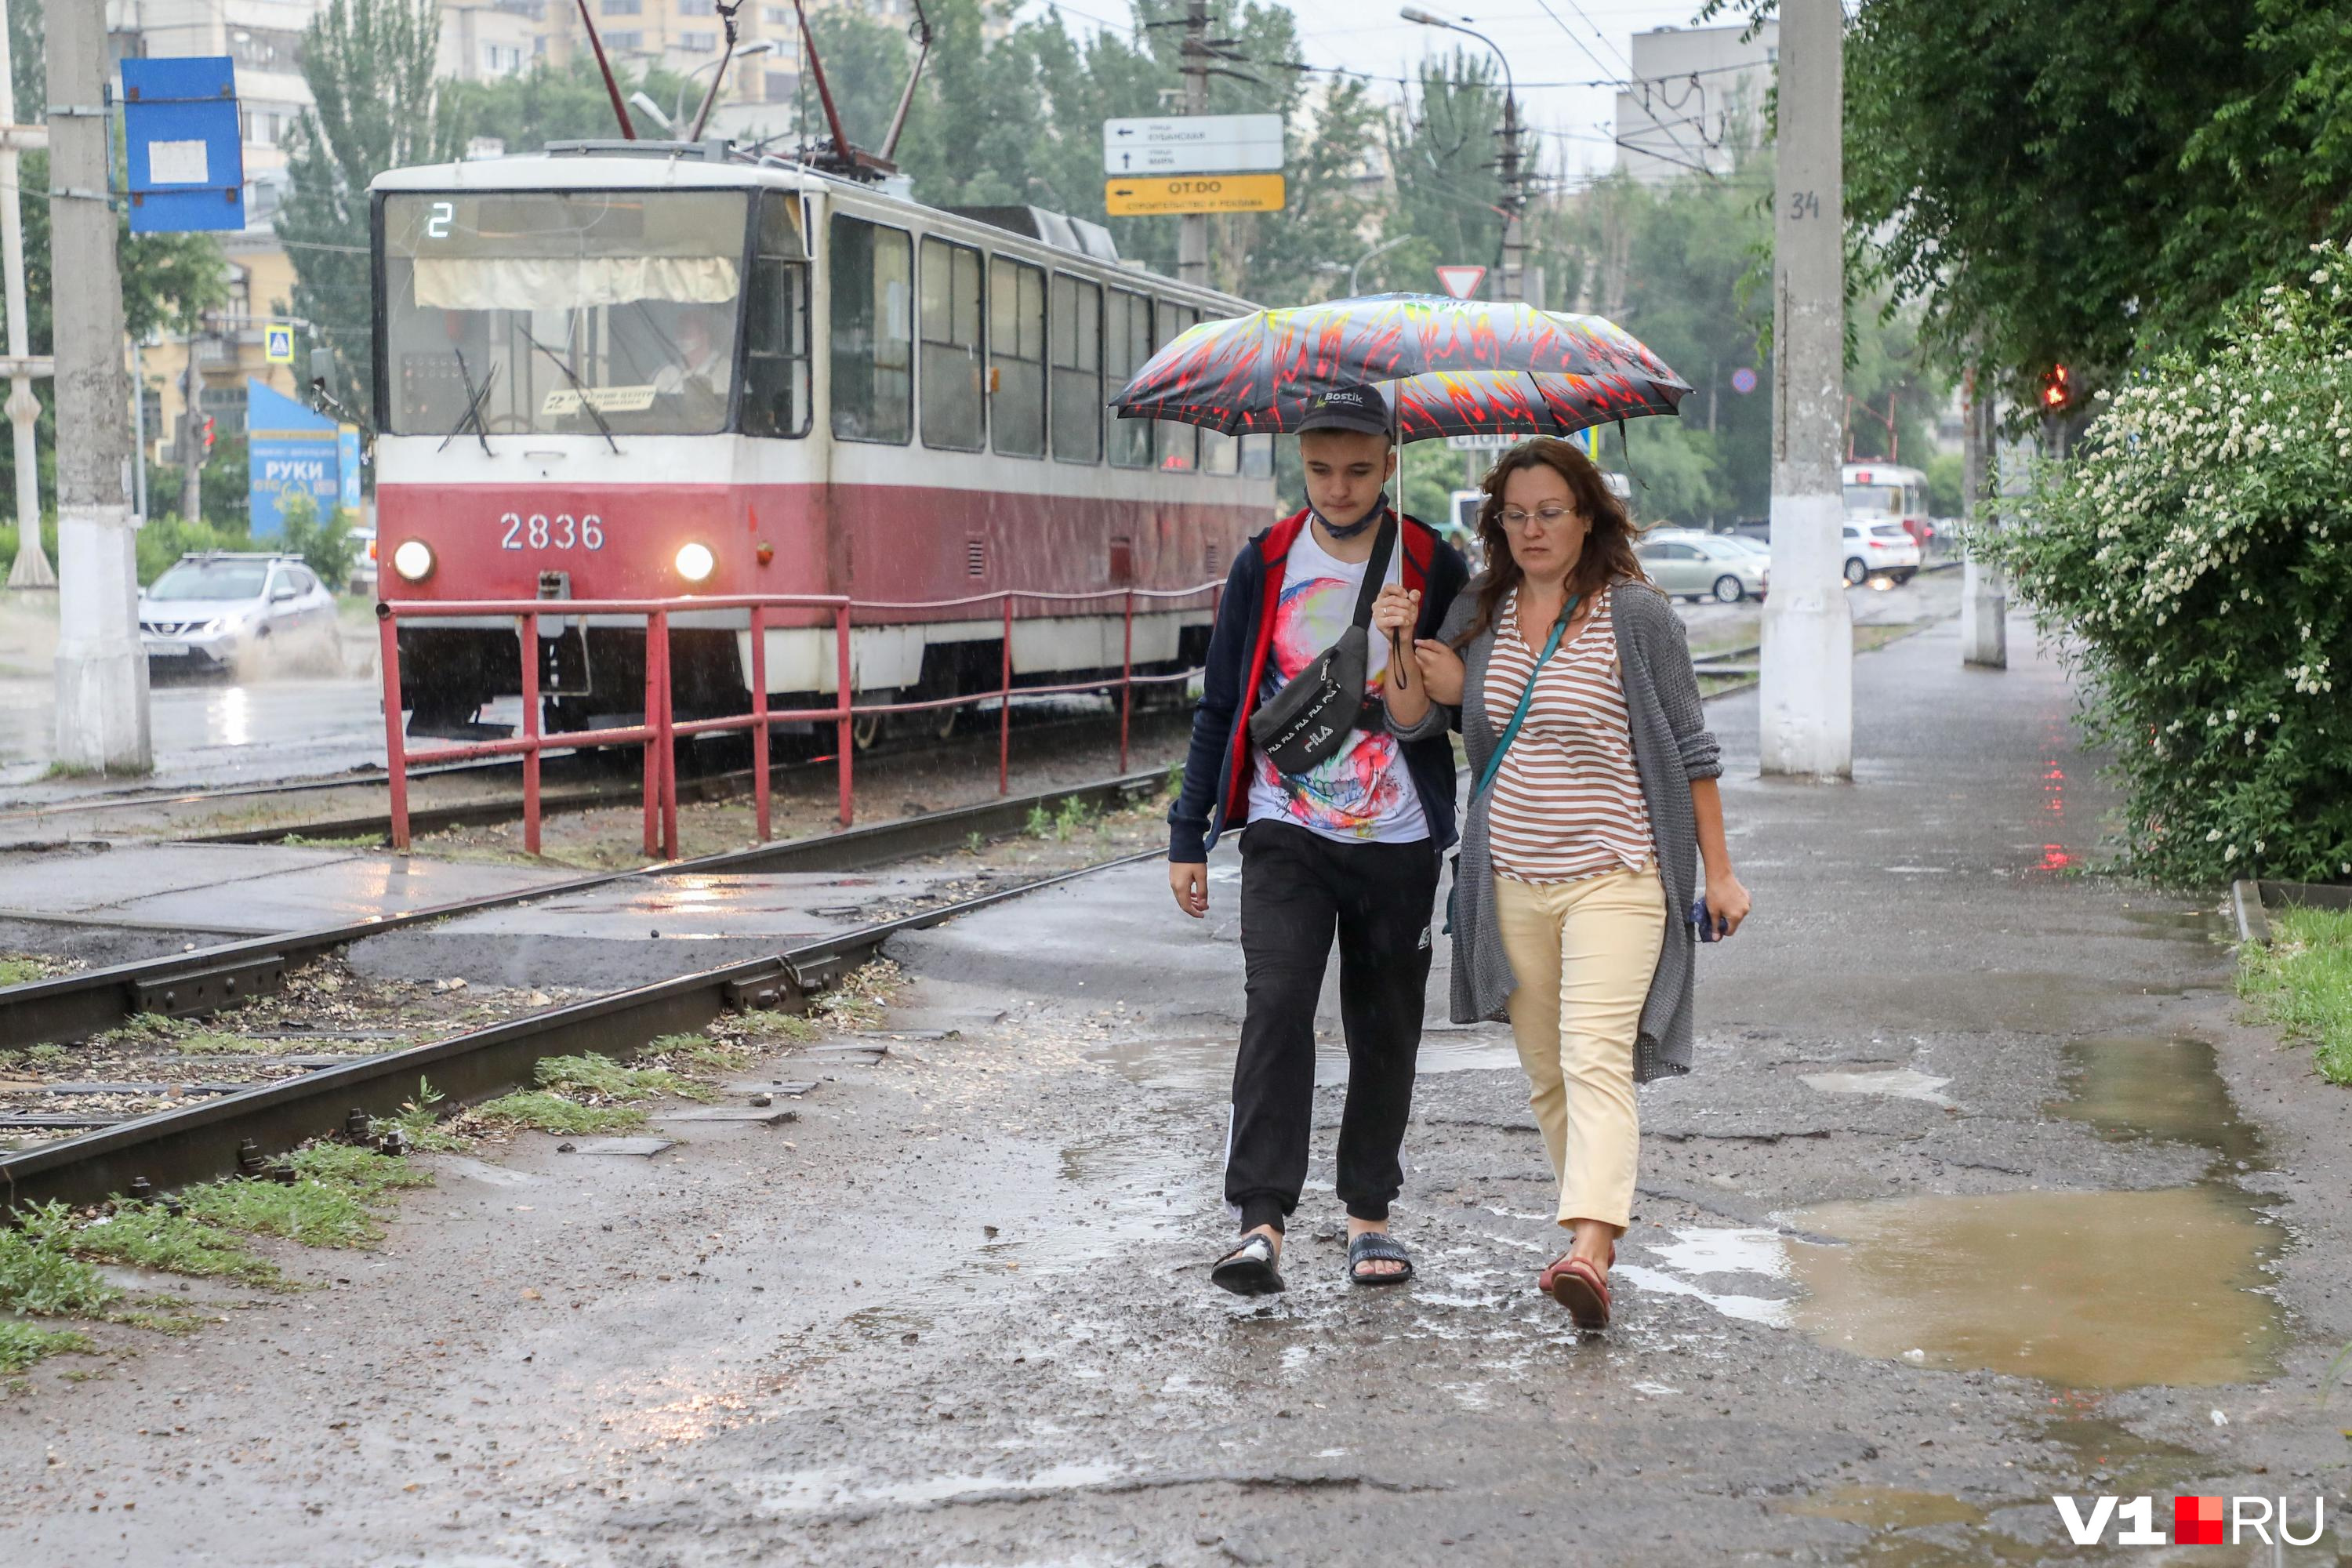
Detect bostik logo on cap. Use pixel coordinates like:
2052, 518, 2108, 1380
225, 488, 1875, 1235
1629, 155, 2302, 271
1314, 388, 1368, 412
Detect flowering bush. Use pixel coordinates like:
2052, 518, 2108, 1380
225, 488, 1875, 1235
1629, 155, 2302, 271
1984, 240, 2352, 885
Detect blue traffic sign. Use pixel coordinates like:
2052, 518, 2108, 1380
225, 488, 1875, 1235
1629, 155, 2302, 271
121, 56, 245, 234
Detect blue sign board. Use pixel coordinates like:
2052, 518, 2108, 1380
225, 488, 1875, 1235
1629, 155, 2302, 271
248, 380, 347, 536
338, 426, 363, 510
121, 56, 245, 234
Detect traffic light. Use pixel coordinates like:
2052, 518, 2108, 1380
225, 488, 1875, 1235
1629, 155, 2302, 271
2040, 364, 2072, 412
201, 415, 216, 452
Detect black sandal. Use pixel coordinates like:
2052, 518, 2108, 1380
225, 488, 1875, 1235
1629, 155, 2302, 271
1346, 1230, 1414, 1287
1210, 1232, 1286, 1297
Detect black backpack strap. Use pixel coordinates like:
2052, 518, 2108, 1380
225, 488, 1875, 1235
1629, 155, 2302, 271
1348, 510, 1398, 629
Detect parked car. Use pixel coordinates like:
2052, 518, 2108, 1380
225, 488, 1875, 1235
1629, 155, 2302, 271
138, 552, 341, 677
347, 526, 378, 595
1635, 531, 1769, 603
1842, 520, 1921, 585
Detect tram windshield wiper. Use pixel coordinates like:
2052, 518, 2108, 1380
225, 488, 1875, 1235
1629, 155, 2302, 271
514, 323, 622, 454
438, 349, 497, 455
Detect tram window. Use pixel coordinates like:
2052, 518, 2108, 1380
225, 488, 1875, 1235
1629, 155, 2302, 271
1240, 433, 1273, 478
919, 237, 985, 452
1050, 273, 1102, 465
1200, 425, 1240, 476
830, 215, 913, 445
1155, 303, 1197, 471
989, 257, 1046, 459
743, 193, 811, 438
1104, 289, 1153, 470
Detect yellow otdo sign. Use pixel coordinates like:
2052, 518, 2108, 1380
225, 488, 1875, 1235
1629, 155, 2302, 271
1105, 173, 1286, 216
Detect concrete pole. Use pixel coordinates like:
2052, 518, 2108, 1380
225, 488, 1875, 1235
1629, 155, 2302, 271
0, 4, 52, 590
1496, 93, 1523, 303
180, 339, 204, 524
48, 2, 149, 771
1958, 366, 2007, 668
1177, 0, 1207, 288
1756, 0, 1850, 780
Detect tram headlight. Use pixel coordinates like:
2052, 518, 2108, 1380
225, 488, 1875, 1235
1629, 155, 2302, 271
390, 539, 434, 583
674, 541, 716, 583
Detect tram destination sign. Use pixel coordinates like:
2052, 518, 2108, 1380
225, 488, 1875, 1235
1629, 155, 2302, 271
1105, 174, 1287, 216
1102, 114, 1284, 176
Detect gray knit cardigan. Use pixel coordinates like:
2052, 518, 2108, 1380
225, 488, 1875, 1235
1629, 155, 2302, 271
1392, 577, 1721, 1082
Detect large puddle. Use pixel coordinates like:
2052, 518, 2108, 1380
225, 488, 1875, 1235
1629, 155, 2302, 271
1782, 1034, 2284, 1388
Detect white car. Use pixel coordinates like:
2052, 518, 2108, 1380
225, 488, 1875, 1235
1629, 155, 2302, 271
138, 552, 340, 677
1842, 521, 1921, 586
1635, 531, 1769, 603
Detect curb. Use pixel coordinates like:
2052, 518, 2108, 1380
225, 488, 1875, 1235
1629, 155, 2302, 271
2231, 880, 2270, 946
2230, 878, 2352, 945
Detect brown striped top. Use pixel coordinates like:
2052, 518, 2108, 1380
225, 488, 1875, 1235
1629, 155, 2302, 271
1483, 586, 1657, 884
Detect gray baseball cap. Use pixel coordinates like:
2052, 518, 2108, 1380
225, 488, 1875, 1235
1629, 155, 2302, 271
1294, 383, 1394, 437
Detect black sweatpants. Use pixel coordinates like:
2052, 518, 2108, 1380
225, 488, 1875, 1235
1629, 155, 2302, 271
1226, 819, 1441, 1235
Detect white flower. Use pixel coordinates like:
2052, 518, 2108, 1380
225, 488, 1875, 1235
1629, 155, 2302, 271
2207, 828, 2224, 841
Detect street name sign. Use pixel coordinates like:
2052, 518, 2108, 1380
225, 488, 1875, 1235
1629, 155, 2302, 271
1105, 174, 1286, 217
1102, 114, 1283, 176
1435, 264, 1486, 300
1446, 433, 1518, 452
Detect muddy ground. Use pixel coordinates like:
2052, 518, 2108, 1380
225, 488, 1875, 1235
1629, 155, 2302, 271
1, 609, 2347, 1566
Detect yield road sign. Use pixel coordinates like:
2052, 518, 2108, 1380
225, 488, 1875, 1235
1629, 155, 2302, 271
1102, 114, 1283, 176
1105, 174, 1286, 216
263, 325, 295, 365
1435, 265, 1486, 300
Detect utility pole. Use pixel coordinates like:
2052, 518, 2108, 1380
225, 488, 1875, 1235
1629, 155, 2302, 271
1495, 91, 1524, 302
180, 337, 205, 526
1958, 365, 2007, 668
1177, 0, 1208, 289
1757, 0, 1849, 779
0, 4, 53, 589
48, 1, 149, 771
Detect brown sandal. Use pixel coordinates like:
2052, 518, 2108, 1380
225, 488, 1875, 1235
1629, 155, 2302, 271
1539, 1243, 1613, 1330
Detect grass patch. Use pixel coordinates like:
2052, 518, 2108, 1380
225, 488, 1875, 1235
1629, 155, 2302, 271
93, 1013, 182, 1048
0, 1321, 92, 1374
2239, 906, 2352, 1085
0, 1207, 120, 1316
532, 1051, 718, 1103
0, 955, 47, 988
731, 1011, 821, 1045
176, 1146, 430, 1250
809, 959, 906, 1031
470, 1091, 646, 1135
375, 1076, 469, 1152
279, 833, 387, 848
67, 1204, 285, 1287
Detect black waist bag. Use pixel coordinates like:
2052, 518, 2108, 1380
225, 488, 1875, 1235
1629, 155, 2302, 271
1247, 514, 1396, 776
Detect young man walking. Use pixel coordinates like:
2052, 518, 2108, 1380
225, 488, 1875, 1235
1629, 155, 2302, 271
1166, 387, 1471, 1294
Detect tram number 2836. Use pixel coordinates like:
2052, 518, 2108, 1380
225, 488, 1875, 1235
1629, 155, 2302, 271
499, 512, 605, 551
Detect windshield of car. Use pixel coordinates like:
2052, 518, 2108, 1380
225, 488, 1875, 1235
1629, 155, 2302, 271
381, 190, 752, 438
147, 561, 269, 601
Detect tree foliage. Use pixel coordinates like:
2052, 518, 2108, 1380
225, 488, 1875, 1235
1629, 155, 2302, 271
278, 0, 457, 404
1982, 243, 2352, 884
441, 56, 695, 150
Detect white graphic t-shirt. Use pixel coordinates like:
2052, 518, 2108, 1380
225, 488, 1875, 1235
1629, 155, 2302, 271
1244, 523, 1431, 844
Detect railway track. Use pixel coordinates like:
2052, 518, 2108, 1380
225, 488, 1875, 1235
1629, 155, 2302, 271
0, 768, 1167, 1053
0, 844, 1158, 1213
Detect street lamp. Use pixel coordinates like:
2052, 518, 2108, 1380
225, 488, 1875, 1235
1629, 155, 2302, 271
677, 38, 779, 136
1399, 5, 1526, 303
1346, 234, 1412, 296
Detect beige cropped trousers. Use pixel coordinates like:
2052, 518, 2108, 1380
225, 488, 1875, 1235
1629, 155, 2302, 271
1494, 865, 1665, 1232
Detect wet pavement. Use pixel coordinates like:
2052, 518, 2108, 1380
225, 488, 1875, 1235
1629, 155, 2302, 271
2, 603, 2347, 1565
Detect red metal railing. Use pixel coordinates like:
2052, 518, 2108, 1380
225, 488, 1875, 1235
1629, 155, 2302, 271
376, 583, 1221, 858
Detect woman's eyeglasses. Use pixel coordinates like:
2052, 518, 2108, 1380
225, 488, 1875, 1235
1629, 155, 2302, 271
1498, 504, 1579, 530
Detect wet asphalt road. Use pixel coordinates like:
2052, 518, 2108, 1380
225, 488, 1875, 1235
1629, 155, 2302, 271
2, 600, 2347, 1566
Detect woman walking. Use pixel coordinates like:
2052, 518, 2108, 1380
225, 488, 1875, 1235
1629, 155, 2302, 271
1378, 437, 1750, 1330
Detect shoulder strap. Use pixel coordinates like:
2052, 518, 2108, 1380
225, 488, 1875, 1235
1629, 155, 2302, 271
1473, 593, 1581, 800
1348, 510, 1399, 630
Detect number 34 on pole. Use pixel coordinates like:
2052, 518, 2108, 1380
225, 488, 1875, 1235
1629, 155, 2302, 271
1105, 173, 1285, 217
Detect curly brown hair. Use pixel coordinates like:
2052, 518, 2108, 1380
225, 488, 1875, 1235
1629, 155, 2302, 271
1453, 436, 1649, 648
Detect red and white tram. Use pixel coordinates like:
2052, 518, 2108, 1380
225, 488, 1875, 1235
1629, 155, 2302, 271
368, 143, 1275, 738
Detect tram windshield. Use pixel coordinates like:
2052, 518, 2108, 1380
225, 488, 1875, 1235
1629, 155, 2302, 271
380, 190, 753, 437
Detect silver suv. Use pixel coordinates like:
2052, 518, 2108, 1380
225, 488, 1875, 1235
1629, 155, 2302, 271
139, 553, 339, 676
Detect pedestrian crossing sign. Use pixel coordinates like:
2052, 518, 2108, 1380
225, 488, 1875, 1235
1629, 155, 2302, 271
263, 325, 295, 365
